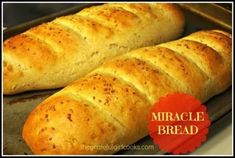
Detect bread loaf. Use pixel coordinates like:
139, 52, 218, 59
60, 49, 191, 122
22, 30, 231, 154
3, 3, 185, 95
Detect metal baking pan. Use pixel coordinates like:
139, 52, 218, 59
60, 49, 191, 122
3, 3, 232, 155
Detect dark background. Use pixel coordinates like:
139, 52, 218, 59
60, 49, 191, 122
3, 3, 232, 28
3, 3, 80, 27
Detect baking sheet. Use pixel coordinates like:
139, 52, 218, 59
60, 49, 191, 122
3, 3, 232, 155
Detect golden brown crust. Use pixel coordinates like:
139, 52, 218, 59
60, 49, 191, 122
79, 4, 140, 28
22, 30, 231, 154
4, 34, 57, 68
4, 3, 185, 95
23, 95, 125, 154
153, 3, 185, 23
183, 30, 232, 94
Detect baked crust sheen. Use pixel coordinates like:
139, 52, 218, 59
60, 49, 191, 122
22, 30, 231, 154
3, 3, 185, 94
